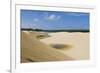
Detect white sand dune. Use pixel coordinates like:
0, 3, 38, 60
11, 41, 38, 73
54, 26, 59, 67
21, 31, 73, 63
40, 32, 89, 60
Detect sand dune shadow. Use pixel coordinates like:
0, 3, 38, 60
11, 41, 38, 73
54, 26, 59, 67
50, 44, 72, 50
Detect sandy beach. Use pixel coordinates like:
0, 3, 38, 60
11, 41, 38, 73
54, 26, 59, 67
21, 31, 89, 63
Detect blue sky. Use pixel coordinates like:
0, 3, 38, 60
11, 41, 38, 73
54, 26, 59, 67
21, 10, 89, 30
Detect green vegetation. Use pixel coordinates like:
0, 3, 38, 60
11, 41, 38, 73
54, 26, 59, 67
21, 28, 89, 32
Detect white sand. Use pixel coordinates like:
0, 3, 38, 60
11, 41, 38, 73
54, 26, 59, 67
40, 32, 89, 60
21, 31, 73, 63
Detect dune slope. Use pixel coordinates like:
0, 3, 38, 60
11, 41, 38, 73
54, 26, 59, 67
21, 31, 73, 63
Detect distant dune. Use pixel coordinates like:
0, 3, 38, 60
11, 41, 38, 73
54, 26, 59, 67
21, 31, 73, 63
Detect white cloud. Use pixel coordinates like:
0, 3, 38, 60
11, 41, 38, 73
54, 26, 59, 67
49, 14, 60, 20
33, 18, 39, 22
44, 13, 60, 21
